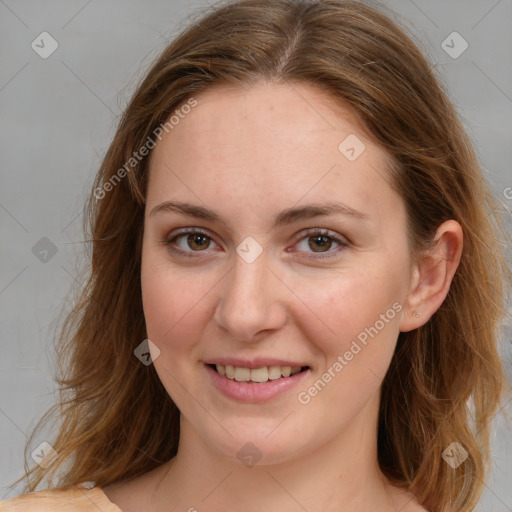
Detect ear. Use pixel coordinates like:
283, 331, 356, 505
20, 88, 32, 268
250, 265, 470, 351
399, 220, 463, 332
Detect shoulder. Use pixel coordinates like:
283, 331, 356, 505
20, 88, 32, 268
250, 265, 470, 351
386, 484, 432, 512
0, 484, 121, 512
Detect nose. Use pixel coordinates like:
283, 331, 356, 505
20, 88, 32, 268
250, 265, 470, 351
213, 250, 287, 343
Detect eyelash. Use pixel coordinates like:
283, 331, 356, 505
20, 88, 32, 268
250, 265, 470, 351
163, 227, 350, 260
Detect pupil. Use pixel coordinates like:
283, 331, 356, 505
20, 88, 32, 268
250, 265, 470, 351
309, 235, 331, 252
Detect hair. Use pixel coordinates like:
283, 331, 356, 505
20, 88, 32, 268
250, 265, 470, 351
8, 1, 511, 511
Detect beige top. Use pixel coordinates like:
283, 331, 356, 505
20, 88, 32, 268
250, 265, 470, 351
0, 482, 122, 512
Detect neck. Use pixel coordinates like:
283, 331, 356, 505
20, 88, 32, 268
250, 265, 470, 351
149, 392, 405, 512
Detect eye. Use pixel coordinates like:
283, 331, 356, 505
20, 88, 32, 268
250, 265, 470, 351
163, 227, 349, 259
164, 228, 219, 257
292, 228, 349, 258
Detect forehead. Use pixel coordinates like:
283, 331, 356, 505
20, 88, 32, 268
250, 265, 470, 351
155, 81, 373, 156
147, 81, 399, 225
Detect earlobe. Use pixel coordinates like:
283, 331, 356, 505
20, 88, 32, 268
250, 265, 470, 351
399, 220, 463, 332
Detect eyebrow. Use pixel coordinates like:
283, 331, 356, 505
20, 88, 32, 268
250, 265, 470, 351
149, 200, 371, 229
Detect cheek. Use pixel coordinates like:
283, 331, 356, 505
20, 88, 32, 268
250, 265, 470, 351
291, 268, 404, 419
141, 255, 215, 352
141, 259, 218, 412
287, 261, 405, 364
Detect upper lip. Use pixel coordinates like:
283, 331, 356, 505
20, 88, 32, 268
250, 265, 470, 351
203, 357, 310, 369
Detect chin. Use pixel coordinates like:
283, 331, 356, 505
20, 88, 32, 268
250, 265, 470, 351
197, 418, 313, 468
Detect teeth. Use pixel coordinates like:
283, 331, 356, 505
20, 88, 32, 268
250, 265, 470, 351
268, 366, 282, 380
234, 367, 251, 382
250, 367, 269, 382
281, 366, 291, 377
225, 365, 235, 379
214, 364, 304, 383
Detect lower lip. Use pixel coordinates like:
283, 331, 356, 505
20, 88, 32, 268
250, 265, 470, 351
205, 364, 310, 403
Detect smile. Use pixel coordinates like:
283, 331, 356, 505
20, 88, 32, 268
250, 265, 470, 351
205, 363, 310, 402
211, 364, 307, 383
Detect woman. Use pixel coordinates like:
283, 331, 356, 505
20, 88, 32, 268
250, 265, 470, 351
1, 0, 510, 511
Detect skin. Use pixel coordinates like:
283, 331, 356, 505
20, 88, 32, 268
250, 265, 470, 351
103, 81, 463, 512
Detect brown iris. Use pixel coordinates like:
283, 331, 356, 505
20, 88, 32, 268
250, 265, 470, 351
187, 233, 210, 251
308, 235, 333, 252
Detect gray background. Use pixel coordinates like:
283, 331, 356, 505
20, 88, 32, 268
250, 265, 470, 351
1, 0, 511, 510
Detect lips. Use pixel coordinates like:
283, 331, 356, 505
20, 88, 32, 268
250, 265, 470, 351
203, 356, 311, 402
209, 363, 308, 383
203, 357, 310, 384
203, 357, 310, 369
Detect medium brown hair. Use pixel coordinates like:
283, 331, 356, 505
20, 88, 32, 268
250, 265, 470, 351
9, 1, 511, 510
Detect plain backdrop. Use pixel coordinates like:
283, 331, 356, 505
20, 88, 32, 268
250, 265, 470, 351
1, 0, 511, 509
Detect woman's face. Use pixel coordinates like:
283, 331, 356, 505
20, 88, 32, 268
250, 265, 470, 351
141, 81, 415, 464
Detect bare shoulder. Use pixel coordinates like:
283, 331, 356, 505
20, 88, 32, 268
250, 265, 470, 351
0, 485, 108, 511
103, 478, 147, 511
386, 484, 430, 512
103, 463, 170, 512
